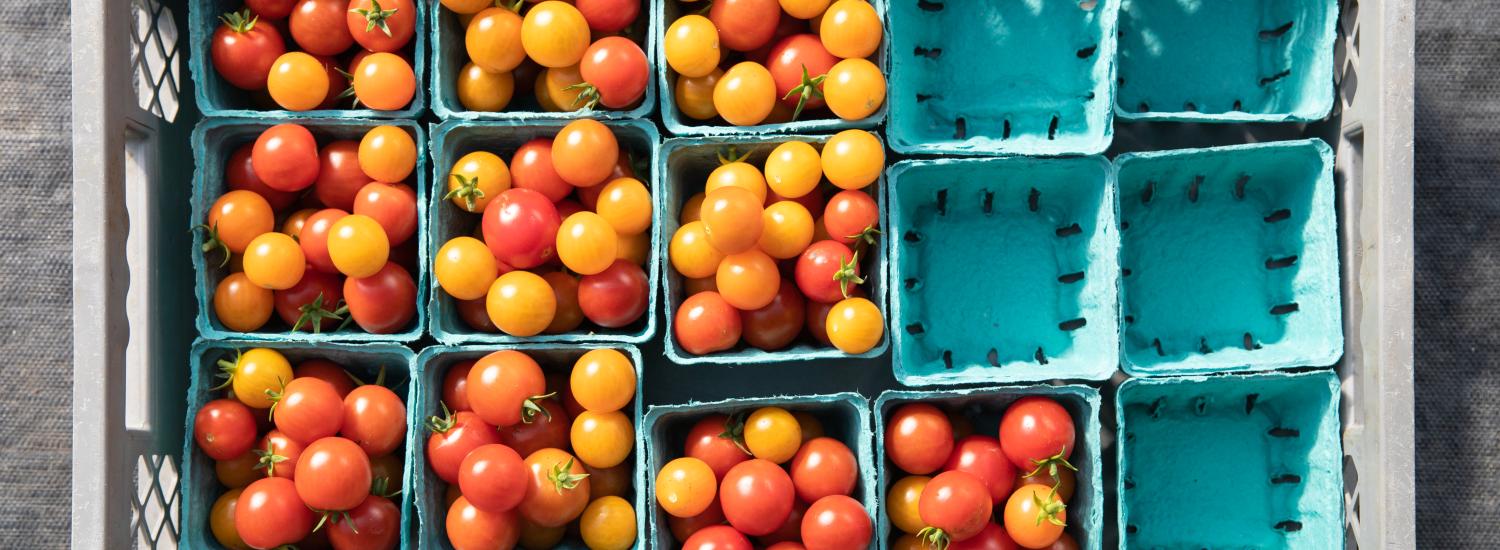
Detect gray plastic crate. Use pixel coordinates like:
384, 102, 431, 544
71, 0, 1414, 548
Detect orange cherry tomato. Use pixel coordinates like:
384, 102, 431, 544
214, 272, 275, 331
466, 7, 526, 73
352, 53, 416, 111
706, 162, 768, 203
716, 249, 780, 310
655, 457, 717, 518
556, 212, 619, 275
542, 271, 585, 334
486, 271, 557, 336
436, 237, 500, 301
457, 63, 516, 112
819, 0, 882, 58
551, 119, 620, 187
821, 129, 883, 190
540, 64, 587, 112
595, 177, 653, 236
758, 200, 815, 259
714, 62, 776, 126
823, 58, 886, 121
780, 0, 830, 19
699, 186, 764, 254
1004, 483, 1067, 549
680, 192, 706, 224
359, 125, 417, 183
327, 214, 391, 278
204, 190, 275, 259
825, 296, 883, 354
267, 52, 330, 111
664, 15, 721, 78
242, 232, 305, 290
521, 1, 591, 68
670, 221, 725, 279
764, 141, 822, 199
676, 70, 723, 121
447, 151, 512, 213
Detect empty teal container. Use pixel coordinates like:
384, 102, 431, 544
410, 344, 646, 550
642, 393, 877, 549
191, 118, 430, 343
426, 119, 661, 345
1116, 139, 1342, 376
658, 136, 889, 364
178, 339, 418, 550
654, 0, 888, 136
1116, 371, 1344, 548
1115, 0, 1338, 122
886, 157, 1118, 386
873, 385, 1104, 549
428, 2, 657, 120
885, 0, 1119, 156
189, 0, 428, 118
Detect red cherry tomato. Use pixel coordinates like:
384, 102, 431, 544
427, 410, 502, 485
920, 471, 993, 544
272, 377, 344, 443
467, 350, 547, 427
767, 34, 838, 111
884, 403, 954, 475
577, 259, 649, 328
796, 240, 859, 304
511, 138, 573, 203
675, 291, 743, 355
945, 435, 1018, 504
273, 270, 343, 332
353, 181, 418, 246
741, 281, 806, 351
482, 188, 562, 269
575, 0, 640, 33
295, 437, 373, 511
709, 0, 782, 52
789, 437, 857, 502
442, 360, 475, 411
295, 359, 355, 398
497, 399, 570, 458
252, 124, 319, 192
670, 499, 726, 544
998, 397, 1076, 471
289, 0, 354, 56
459, 444, 529, 513
346, 0, 416, 52
447, 496, 521, 550
950, 522, 1020, 550
719, 459, 795, 536
801, 495, 872, 550
758, 500, 807, 546
236, 477, 316, 549
254, 429, 305, 479
341, 384, 407, 457
343, 262, 417, 334
247, 0, 296, 19
314, 140, 368, 211
328, 495, 402, 550
299, 208, 348, 275
194, 399, 257, 461
225, 144, 299, 211
519, 448, 592, 527
683, 525, 753, 550
823, 189, 879, 246
684, 413, 751, 480
578, 36, 649, 109
212, 10, 286, 90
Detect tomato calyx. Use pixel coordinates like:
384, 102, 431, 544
262, 377, 291, 422
211, 349, 245, 391
444, 173, 488, 211
349, 0, 399, 38
370, 474, 401, 498
547, 457, 590, 493
564, 82, 605, 111
219, 9, 260, 34
1031, 485, 1068, 527
718, 412, 752, 455
520, 392, 559, 424
782, 65, 828, 122
716, 147, 751, 166
253, 440, 289, 477
424, 402, 460, 434
195, 223, 232, 268
833, 251, 866, 298
848, 225, 882, 251
315, 509, 358, 534
291, 292, 352, 334
1024, 446, 1079, 480
916, 526, 953, 550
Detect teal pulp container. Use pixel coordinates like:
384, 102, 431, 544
887, 157, 1118, 386
885, 0, 1119, 156
188, 0, 428, 118
178, 339, 419, 550
654, 0, 888, 136
1116, 139, 1342, 376
1115, 0, 1339, 122
1116, 370, 1344, 548
425, 119, 661, 345
428, 1, 657, 120
190, 117, 430, 343
873, 385, 1104, 550
658, 135, 889, 364
409, 344, 646, 550
642, 393, 878, 549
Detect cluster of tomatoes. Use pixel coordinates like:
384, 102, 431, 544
210, 0, 418, 111
206, 124, 420, 336
441, 0, 649, 113
193, 349, 408, 549
665, 0, 886, 125
433, 120, 651, 337
670, 130, 886, 356
883, 397, 1082, 550
654, 407, 873, 550
425, 349, 639, 550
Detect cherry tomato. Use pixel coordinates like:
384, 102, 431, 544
682, 413, 749, 480
289, 0, 354, 55
578, 260, 649, 328
486, 271, 557, 336
758, 500, 807, 546
441, 361, 474, 412
1016, 465, 1076, 504
827, 296, 882, 353
557, 212, 620, 275
579, 37, 650, 109
522, 1, 591, 68
294, 437, 372, 511
767, 34, 837, 112
226, 144, 299, 211
458, 296, 500, 332
267, 52, 329, 111
710, 0, 781, 51
468, 350, 548, 427
359, 125, 417, 184
195, 399, 258, 461
824, 58, 885, 121
254, 430, 305, 479
498, 398, 570, 458
680, 192, 707, 224
684, 525, 752, 550
237, 477, 315, 549
291, 360, 353, 399
1043, 533, 1079, 550
575, 0, 640, 33
676, 70, 723, 120
769, 543, 808, 550
352, 182, 418, 246
920, 471, 993, 545
539, 271, 584, 334
511, 138, 572, 202
655, 457, 717, 518
252, 123, 318, 192
820, 0, 881, 57
215, 272, 275, 332
467, 7, 525, 73
720, 458, 795, 536
458, 444, 528, 513
796, 240, 858, 303
801, 495, 873, 550
950, 522, 1020, 550
243, 232, 306, 290
310, 141, 365, 210
664, 15, 721, 78
436, 237, 499, 301
539, 63, 587, 111
743, 407, 800, 463
669, 500, 725, 543
344, 262, 417, 334
519, 518, 566, 550
885, 403, 954, 474
616, 230, 650, 265
780, 0, 829, 19
552, 120, 620, 187
225, 348, 294, 409
579, 495, 637, 550
447, 496, 521, 550
326, 214, 389, 278
457, 63, 515, 111
278, 210, 313, 238
739, 281, 805, 351
216, 451, 261, 489
822, 129, 883, 190
248, 0, 296, 19
571, 410, 634, 468
316, 54, 350, 109
353, 53, 416, 110
887, 475, 930, 535
202, 189, 275, 261
347, 0, 416, 52
213, 10, 286, 90
328, 495, 402, 550
795, 411, 825, 442
341, 384, 406, 456
714, 62, 776, 126
570, 349, 636, 412
210, 489, 251, 550
670, 221, 725, 279
706, 162, 768, 203
521, 448, 592, 527
1003, 484, 1066, 549
700, 186, 765, 254
998, 397, 1075, 471
823, 189, 878, 247
272, 377, 343, 443
448, 151, 512, 213
595, 177, 652, 235
943, 436, 1019, 506
483, 188, 562, 269
759, 201, 815, 260
790, 437, 857, 502
427, 409, 502, 484
764, 141, 822, 199
299, 208, 347, 275
684, 276, 718, 295
675, 291, 743, 355
716, 249, 780, 310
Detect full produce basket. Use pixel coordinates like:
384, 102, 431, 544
71, 0, 1414, 548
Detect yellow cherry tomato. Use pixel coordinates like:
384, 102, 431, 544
327, 214, 390, 278
595, 177, 653, 236
679, 193, 706, 224
764, 141, 822, 199
675, 70, 723, 121
716, 249, 780, 310
616, 231, 650, 265
456, 63, 515, 112
669, 221, 724, 279
824, 58, 886, 121
781, 0, 831, 19
267, 52, 329, 111
241, 233, 305, 290
664, 15, 721, 78
820, 0, 882, 59
359, 125, 418, 183
821, 129, 884, 190
521, 1, 590, 68
579, 496, 637, 550
556, 212, 619, 275
210, 489, 251, 550
699, 186, 764, 254
214, 272, 274, 332
535, 68, 561, 111
826, 296, 883, 353
758, 200, 815, 259
352, 52, 416, 111
435, 237, 500, 300
655, 457, 716, 518
705, 162, 768, 203
447, 151, 512, 212
571, 410, 634, 468
713, 62, 776, 126
540, 64, 587, 111
486, 270, 557, 336
745, 406, 801, 463
466, 7, 526, 73
227, 348, 293, 409
571, 348, 637, 412
442, 0, 493, 14
887, 475, 930, 534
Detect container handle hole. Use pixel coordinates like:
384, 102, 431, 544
1188, 175, 1203, 203
1147, 397, 1165, 418
1270, 303, 1300, 315
935, 189, 948, 215
1266, 255, 1299, 270
903, 278, 921, 291
1055, 223, 1082, 237
1268, 426, 1301, 438
917, 0, 944, 12
1264, 208, 1291, 223
1122, 268, 1133, 277
1059, 318, 1087, 331
1245, 393, 1259, 414
941, 350, 953, 369
914, 46, 942, 60
1121, 220, 1131, 231
1243, 332, 1262, 350
1259, 21, 1295, 40
1152, 338, 1165, 356
1138, 101, 1151, 113
1122, 476, 1135, 490
1192, 396, 1208, 415
1142, 181, 1156, 204
1057, 271, 1085, 284
986, 348, 999, 367
1270, 473, 1303, 485
953, 117, 967, 139
905, 323, 925, 335
1124, 314, 1135, 324
1235, 174, 1251, 199
1034, 347, 1049, 365
1047, 115, 1060, 140
1198, 337, 1211, 354
903, 230, 923, 243
1274, 520, 1304, 532
1260, 69, 1292, 86
1076, 44, 1097, 58
981, 190, 995, 214
916, 93, 934, 103
1028, 188, 1040, 212
1233, 99, 1244, 111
